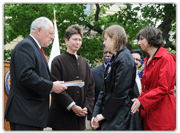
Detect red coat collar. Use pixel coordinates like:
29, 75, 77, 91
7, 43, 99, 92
145, 47, 166, 61
154, 47, 166, 58
144, 46, 176, 63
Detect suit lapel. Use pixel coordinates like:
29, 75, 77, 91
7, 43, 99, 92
99, 64, 105, 78
27, 35, 50, 74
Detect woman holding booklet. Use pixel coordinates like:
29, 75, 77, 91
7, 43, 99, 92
47, 24, 95, 130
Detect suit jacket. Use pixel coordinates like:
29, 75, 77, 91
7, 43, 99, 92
5, 35, 53, 128
91, 64, 105, 103
88, 64, 105, 121
47, 51, 95, 130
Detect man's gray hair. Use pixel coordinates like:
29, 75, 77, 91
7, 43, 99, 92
30, 17, 53, 33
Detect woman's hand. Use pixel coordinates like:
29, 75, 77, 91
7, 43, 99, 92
91, 114, 105, 129
95, 114, 105, 122
79, 107, 88, 117
131, 98, 141, 114
71, 105, 83, 116
72, 105, 88, 117
91, 117, 99, 130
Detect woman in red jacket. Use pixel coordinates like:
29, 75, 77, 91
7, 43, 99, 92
131, 26, 176, 130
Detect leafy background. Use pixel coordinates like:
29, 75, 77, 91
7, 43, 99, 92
4, 3, 176, 67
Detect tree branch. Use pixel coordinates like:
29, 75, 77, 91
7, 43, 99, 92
95, 4, 100, 21
81, 19, 103, 34
79, 4, 103, 35
158, 4, 176, 50
158, 16, 175, 50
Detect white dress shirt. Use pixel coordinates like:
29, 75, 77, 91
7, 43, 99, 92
29, 34, 41, 49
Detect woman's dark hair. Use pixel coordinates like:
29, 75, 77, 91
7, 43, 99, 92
64, 24, 83, 40
137, 26, 164, 48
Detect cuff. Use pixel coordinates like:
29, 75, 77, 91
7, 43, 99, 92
67, 101, 76, 111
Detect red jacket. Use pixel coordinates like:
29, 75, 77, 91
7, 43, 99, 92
138, 47, 176, 130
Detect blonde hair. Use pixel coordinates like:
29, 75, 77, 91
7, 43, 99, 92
102, 25, 127, 52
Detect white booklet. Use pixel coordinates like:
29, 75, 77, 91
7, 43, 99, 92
63, 80, 85, 87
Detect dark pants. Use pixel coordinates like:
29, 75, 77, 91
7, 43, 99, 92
10, 122, 43, 131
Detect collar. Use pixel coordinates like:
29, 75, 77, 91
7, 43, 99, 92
104, 63, 108, 68
116, 46, 126, 55
144, 47, 168, 65
29, 34, 41, 49
153, 47, 165, 58
65, 51, 81, 59
145, 47, 164, 61
153, 46, 176, 61
110, 46, 127, 63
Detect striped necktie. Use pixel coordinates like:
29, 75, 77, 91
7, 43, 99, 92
104, 63, 111, 79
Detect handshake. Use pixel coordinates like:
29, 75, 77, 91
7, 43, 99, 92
51, 81, 67, 94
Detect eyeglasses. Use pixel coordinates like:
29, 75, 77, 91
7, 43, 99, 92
71, 38, 82, 42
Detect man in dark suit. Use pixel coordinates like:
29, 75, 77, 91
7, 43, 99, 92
4, 17, 67, 130
89, 47, 113, 121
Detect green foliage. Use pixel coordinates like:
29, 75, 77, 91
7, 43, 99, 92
4, 4, 55, 43
4, 3, 176, 66
4, 49, 13, 61
4, 3, 104, 65
79, 36, 104, 67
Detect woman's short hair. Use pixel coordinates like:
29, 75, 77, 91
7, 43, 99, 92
30, 17, 52, 33
102, 25, 127, 52
137, 26, 164, 48
64, 24, 83, 40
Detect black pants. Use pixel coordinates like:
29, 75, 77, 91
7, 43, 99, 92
10, 122, 43, 131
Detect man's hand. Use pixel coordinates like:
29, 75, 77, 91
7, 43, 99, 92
52, 81, 67, 93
